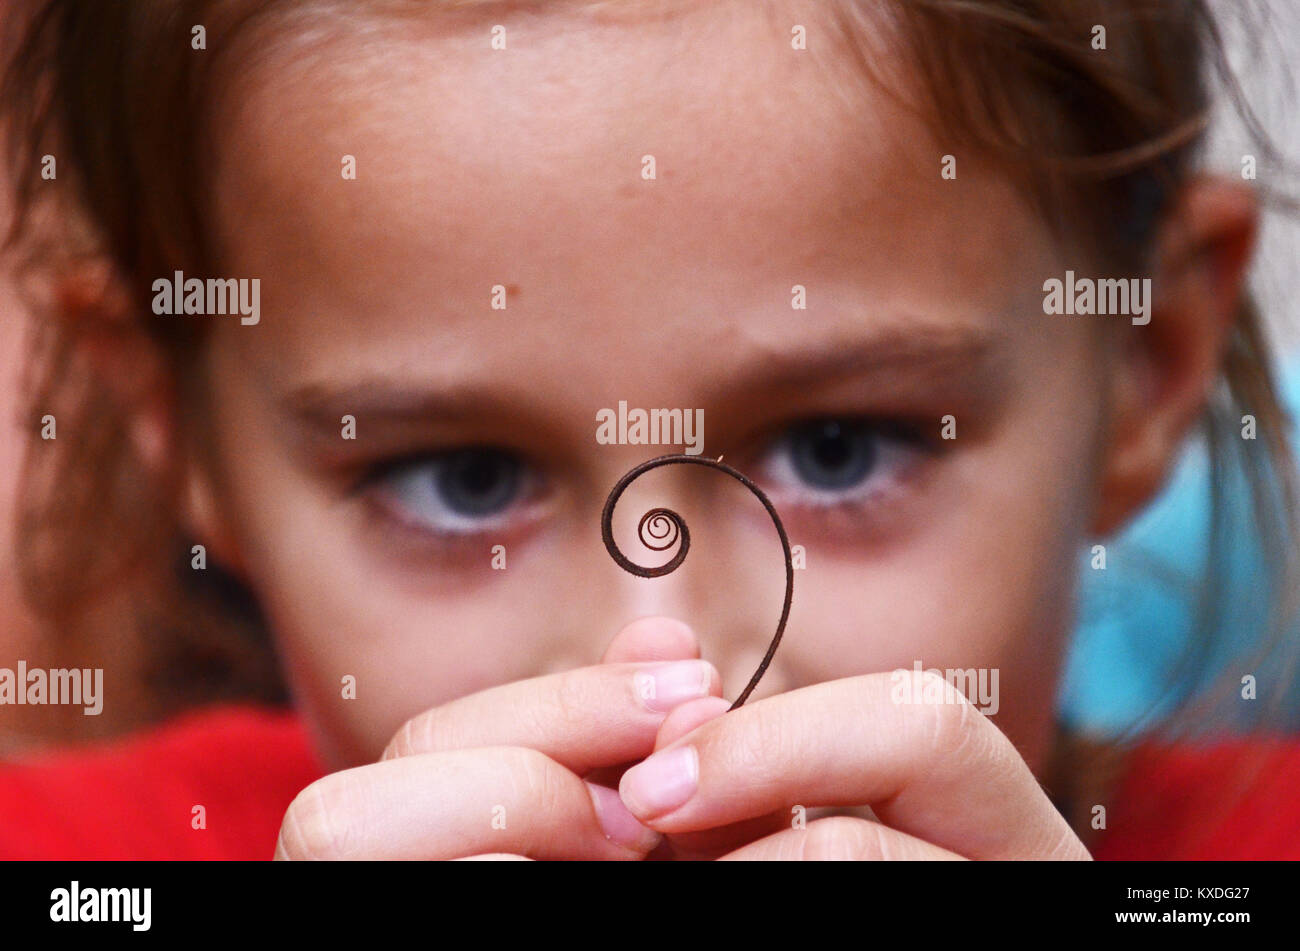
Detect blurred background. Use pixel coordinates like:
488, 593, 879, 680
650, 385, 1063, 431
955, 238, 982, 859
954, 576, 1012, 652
1058, 0, 1300, 738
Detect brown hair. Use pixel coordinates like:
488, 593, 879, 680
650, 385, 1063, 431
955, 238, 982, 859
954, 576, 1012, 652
3, 0, 1297, 846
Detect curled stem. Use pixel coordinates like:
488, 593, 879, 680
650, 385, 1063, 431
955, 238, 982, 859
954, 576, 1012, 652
601, 454, 794, 710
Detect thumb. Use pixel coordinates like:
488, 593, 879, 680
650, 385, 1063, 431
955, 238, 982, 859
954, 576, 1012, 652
600, 616, 700, 665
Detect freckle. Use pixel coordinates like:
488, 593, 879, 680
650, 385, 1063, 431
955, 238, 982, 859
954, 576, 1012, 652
617, 183, 637, 199
506, 284, 520, 298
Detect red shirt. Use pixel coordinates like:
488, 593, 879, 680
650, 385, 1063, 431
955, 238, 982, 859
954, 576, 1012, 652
1090, 736, 1300, 860
0, 704, 1296, 859
0, 705, 323, 860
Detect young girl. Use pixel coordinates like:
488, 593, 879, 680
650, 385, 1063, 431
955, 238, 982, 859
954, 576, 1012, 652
1, 0, 1297, 860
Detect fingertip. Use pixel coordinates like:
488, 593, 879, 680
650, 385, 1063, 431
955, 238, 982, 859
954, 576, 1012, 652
601, 616, 699, 664
585, 780, 663, 854
655, 695, 731, 750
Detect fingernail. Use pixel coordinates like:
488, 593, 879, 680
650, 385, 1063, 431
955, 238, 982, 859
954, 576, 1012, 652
619, 745, 699, 819
633, 661, 713, 713
585, 781, 662, 852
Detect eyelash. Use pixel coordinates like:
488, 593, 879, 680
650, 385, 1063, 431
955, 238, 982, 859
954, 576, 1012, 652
355, 417, 935, 540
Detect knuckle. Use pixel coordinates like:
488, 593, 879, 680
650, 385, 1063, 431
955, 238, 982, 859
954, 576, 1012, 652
723, 710, 781, 779
508, 747, 568, 817
384, 700, 474, 758
499, 747, 571, 855
1037, 821, 1093, 860
923, 683, 981, 760
277, 779, 353, 860
381, 715, 421, 760
539, 668, 593, 734
705, 706, 795, 800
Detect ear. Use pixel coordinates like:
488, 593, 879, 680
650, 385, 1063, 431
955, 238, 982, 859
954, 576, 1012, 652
173, 369, 248, 577
181, 454, 248, 577
1091, 176, 1258, 536
60, 268, 247, 575
57, 266, 173, 476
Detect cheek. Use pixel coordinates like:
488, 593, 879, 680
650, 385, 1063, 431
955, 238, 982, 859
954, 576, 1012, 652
212, 464, 609, 766
777, 345, 1105, 765
264, 555, 635, 767
190, 354, 490, 764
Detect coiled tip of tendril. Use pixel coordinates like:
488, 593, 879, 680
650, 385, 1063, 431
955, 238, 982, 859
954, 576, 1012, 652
601, 454, 793, 709
637, 508, 682, 552
603, 500, 690, 578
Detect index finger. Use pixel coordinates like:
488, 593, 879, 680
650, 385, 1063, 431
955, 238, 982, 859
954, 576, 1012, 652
382, 657, 722, 775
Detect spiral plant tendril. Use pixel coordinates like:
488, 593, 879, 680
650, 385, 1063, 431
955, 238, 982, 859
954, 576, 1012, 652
601, 454, 794, 711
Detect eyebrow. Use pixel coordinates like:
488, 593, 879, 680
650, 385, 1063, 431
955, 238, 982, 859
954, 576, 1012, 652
726, 321, 1001, 395
281, 319, 1003, 435
284, 379, 528, 434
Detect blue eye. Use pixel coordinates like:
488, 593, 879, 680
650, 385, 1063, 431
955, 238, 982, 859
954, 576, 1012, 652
372, 449, 526, 534
765, 418, 921, 504
788, 420, 876, 490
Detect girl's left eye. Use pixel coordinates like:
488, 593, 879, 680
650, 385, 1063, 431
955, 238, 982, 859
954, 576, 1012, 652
760, 418, 925, 506
367, 448, 529, 535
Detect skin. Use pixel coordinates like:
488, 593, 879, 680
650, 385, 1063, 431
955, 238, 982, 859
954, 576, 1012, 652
142, 0, 1255, 858
0, 265, 44, 750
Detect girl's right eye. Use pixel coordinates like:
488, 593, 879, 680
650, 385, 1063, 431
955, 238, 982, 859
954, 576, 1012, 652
366, 448, 529, 536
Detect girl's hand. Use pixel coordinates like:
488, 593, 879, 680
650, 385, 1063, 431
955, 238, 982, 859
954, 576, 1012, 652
619, 669, 1092, 860
274, 617, 722, 860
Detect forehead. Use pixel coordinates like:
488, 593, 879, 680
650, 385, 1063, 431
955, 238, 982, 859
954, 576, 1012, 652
208, 0, 1054, 382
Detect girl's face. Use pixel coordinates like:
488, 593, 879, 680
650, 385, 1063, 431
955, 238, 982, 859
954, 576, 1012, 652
195, 1, 1109, 770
